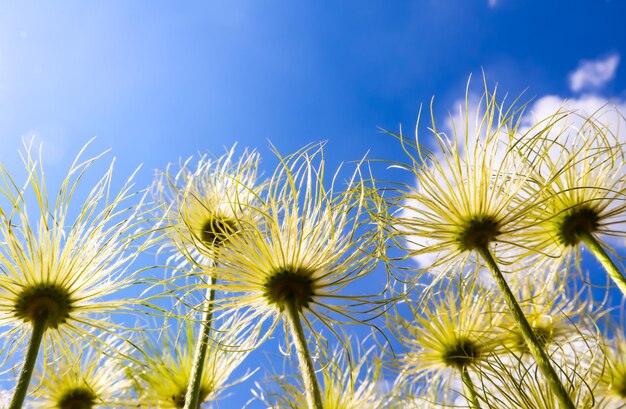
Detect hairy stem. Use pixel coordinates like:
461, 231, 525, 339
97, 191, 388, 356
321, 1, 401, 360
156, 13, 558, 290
285, 299, 324, 409
9, 312, 48, 409
580, 231, 626, 297
477, 246, 575, 409
183, 276, 216, 409
461, 366, 481, 409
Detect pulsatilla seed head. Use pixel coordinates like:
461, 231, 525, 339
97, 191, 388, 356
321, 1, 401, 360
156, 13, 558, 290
457, 216, 501, 251
200, 218, 238, 247
13, 283, 73, 329
58, 388, 96, 409
263, 266, 316, 311
555, 205, 600, 246
441, 337, 482, 369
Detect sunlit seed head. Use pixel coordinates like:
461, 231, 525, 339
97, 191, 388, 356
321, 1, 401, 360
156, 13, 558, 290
512, 109, 626, 266
134, 314, 252, 408
200, 217, 238, 247
0, 142, 145, 350
457, 216, 501, 251
153, 146, 263, 264
57, 388, 96, 409
30, 336, 133, 409
503, 272, 596, 357
387, 81, 539, 275
396, 275, 505, 385
555, 205, 600, 246
208, 144, 382, 340
263, 266, 316, 311
441, 337, 482, 369
13, 283, 73, 329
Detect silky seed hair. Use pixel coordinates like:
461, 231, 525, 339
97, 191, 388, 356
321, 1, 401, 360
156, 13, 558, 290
513, 108, 626, 271
29, 336, 133, 409
254, 339, 388, 409
476, 337, 606, 409
596, 329, 626, 406
393, 273, 506, 386
132, 313, 253, 409
206, 143, 386, 343
0, 141, 147, 359
501, 269, 601, 356
386, 80, 547, 282
152, 145, 263, 270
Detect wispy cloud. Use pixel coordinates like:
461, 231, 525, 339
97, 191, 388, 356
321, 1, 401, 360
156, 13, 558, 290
488, 0, 498, 8
568, 53, 620, 92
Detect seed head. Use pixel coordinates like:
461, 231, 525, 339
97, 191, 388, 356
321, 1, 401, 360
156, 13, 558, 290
0, 141, 146, 350
208, 144, 384, 340
152, 145, 263, 267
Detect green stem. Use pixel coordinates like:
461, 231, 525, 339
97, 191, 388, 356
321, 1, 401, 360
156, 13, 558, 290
183, 276, 216, 409
460, 366, 481, 409
476, 246, 575, 409
285, 299, 324, 409
580, 231, 626, 298
9, 312, 47, 409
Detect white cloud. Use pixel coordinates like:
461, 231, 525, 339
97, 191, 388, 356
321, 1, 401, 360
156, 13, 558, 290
568, 53, 620, 92
488, 0, 498, 7
524, 93, 626, 143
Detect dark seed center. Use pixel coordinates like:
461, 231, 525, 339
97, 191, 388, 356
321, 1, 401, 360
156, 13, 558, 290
555, 205, 600, 246
13, 283, 73, 329
457, 216, 501, 251
200, 218, 237, 247
263, 266, 316, 311
442, 338, 482, 369
58, 388, 96, 409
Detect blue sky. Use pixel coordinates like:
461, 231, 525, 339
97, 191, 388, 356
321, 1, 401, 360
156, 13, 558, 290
1, 1, 626, 407
2, 1, 625, 176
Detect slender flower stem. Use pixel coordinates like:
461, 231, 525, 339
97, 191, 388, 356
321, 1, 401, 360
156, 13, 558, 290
476, 246, 575, 409
285, 299, 324, 409
580, 231, 626, 297
184, 275, 217, 409
460, 367, 481, 409
9, 312, 48, 409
